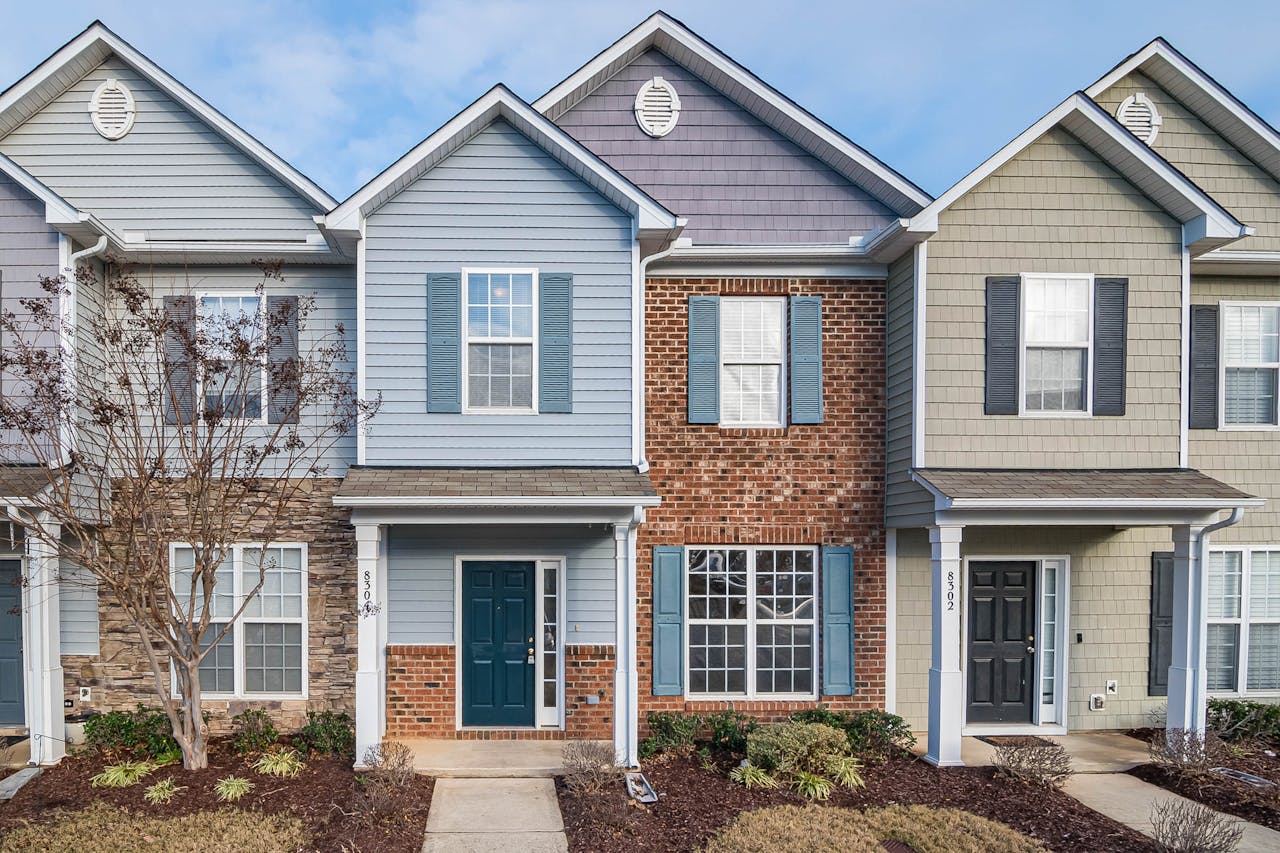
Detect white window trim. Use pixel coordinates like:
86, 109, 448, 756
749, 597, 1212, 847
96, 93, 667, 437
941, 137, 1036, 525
683, 544, 819, 702
1217, 301, 1280, 431
460, 267, 539, 416
1207, 546, 1280, 698
196, 291, 269, 427
1017, 273, 1094, 418
718, 296, 788, 429
168, 541, 310, 700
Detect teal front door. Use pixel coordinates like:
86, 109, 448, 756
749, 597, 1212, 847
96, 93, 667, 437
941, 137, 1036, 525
461, 561, 535, 727
0, 560, 23, 725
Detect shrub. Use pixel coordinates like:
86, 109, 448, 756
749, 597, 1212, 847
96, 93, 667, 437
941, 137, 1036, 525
746, 721, 850, 776
705, 711, 756, 754
253, 747, 305, 778
788, 707, 915, 761
214, 775, 255, 802
1151, 799, 1244, 853
231, 708, 280, 756
728, 762, 777, 789
1207, 698, 1280, 746
1149, 728, 1225, 774
639, 711, 701, 758
562, 740, 621, 795
82, 706, 178, 760
992, 741, 1073, 788
90, 760, 156, 788
355, 739, 418, 824
362, 739, 416, 788
826, 755, 866, 789
295, 710, 355, 757
143, 778, 187, 804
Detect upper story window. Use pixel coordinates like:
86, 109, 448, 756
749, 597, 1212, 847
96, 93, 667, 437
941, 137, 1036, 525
1208, 548, 1280, 694
720, 297, 786, 427
464, 270, 536, 413
199, 294, 264, 421
1222, 304, 1280, 426
1021, 275, 1092, 414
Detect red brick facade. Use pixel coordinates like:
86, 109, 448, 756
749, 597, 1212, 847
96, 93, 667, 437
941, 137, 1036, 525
385, 644, 614, 739
637, 277, 887, 728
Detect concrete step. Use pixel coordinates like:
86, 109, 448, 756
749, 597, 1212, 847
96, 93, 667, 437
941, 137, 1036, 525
406, 739, 593, 777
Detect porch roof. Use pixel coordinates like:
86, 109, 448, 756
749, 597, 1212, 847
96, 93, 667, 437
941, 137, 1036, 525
913, 468, 1259, 510
333, 466, 660, 508
0, 465, 54, 502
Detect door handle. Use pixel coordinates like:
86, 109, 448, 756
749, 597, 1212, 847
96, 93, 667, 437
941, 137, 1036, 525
528, 648, 535, 656
1026, 646, 1035, 654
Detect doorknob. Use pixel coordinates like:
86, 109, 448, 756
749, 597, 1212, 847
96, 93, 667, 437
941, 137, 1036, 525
1026, 646, 1036, 654
528, 648, 535, 656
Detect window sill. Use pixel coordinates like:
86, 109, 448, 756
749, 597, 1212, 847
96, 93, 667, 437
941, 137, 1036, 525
1017, 411, 1092, 419
461, 408, 539, 416
1216, 424, 1280, 431
1208, 690, 1280, 699
718, 422, 786, 430
684, 694, 820, 703
201, 693, 308, 702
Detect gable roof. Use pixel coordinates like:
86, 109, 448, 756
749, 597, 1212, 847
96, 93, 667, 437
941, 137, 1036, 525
1086, 37, 1280, 186
533, 11, 931, 217
906, 92, 1249, 255
324, 84, 680, 237
0, 21, 335, 212
0, 149, 129, 250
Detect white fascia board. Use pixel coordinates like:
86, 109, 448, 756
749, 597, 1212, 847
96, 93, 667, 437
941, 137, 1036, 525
531, 12, 932, 216
0, 23, 335, 212
650, 243, 888, 278
946, 497, 1265, 510
333, 494, 662, 508
1193, 249, 1280, 276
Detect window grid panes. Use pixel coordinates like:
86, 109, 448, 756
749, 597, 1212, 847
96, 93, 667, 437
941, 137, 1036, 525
1022, 276, 1090, 413
686, 546, 817, 698
1041, 564, 1058, 706
720, 298, 785, 426
465, 271, 535, 411
1222, 304, 1280, 426
1208, 549, 1280, 694
541, 566, 559, 719
199, 295, 263, 420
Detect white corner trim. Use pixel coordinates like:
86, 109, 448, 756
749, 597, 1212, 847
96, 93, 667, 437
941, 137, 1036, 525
356, 220, 367, 466
911, 241, 927, 468
631, 222, 644, 469
1179, 243, 1191, 467
884, 528, 897, 715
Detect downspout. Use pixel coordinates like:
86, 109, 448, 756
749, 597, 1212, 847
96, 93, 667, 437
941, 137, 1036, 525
1191, 507, 1245, 729
634, 240, 679, 474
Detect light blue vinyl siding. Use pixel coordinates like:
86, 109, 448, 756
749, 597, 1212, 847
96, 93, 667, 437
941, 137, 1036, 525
387, 525, 616, 646
0, 56, 322, 242
362, 119, 634, 466
59, 562, 100, 656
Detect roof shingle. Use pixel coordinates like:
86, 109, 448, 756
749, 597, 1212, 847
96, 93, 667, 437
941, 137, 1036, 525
914, 468, 1256, 503
335, 467, 657, 502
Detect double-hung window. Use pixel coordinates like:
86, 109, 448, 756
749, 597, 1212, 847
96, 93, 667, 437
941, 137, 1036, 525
1207, 548, 1280, 694
720, 297, 785, 427
172, 543, 307, 697
1021, 275, 1092, 414
1221, 304, 1280, 426
199, 294, 264, 420
685, 546, 817, 698
464, 270, 536, 412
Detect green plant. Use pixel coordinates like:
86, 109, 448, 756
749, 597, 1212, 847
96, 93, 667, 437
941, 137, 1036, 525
790, 706, 851, 730
214, 775, 256, 802
1207, 697, 1280, 745
294, 710, 355, 757
706, 710, 756, 754
143, 778, 187, 804
231, 708, 280, 756
639, 711, 702, 758
825, 755, 865, 789
993, 742, 1073, 788
845, 710, 916, 759
790, 770, 834, 801
82, 706, 179, 760
253, 747, 305, 778
728, 762, 777, 789
747, 721, 850, 776
90, 760, 156, 788
1151, 798, 1243, 853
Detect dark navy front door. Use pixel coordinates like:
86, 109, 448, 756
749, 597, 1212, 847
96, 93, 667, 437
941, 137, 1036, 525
0, 560, 23, 725
461, 561, 535, 727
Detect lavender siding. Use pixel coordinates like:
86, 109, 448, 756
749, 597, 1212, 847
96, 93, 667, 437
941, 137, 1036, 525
554, 49, 895, 245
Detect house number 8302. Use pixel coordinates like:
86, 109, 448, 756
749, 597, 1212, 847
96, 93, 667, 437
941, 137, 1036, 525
946, 571, 956, 611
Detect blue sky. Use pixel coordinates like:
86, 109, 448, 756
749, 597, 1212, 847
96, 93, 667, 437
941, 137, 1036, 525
2, 1, 1279, 201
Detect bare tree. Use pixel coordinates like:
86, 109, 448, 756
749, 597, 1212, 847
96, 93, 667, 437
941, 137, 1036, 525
0, 259, 377, 769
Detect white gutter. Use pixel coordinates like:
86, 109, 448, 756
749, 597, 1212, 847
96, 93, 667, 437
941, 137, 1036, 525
332, 494, 662, 508
53, 235, 109, 467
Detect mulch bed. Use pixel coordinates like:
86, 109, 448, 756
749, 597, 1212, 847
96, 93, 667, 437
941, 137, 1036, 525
1127, 726, 1280, 831
558, 752, 1156, 852
0, 740, 432, 852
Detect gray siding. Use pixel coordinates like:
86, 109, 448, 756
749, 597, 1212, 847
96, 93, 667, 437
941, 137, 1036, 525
0, 56, 322, 242
59, 561, 99, 656
363, 119, 634, 466
386, 525, 616, 645
555, 49, 895, 245
884, 249, 932, 527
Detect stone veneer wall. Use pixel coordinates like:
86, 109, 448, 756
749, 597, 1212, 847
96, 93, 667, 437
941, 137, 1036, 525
385, 644, 613, 739
60, 478, 356, 733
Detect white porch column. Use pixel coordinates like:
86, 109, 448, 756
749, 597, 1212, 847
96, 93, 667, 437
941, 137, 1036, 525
926, 524, 964, 767
353, 523, 386, 766
1168, 524, 1208, 734
613, 518, 640, 768
22, 514, 64, 765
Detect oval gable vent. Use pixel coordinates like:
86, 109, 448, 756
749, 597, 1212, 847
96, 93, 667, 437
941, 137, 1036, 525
635, 77, 681, 138
1116, 92, 1162, 145
89, 78, 137, 140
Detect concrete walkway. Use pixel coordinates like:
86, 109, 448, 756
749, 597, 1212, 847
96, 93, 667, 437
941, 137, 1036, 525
422, 777, 567, 853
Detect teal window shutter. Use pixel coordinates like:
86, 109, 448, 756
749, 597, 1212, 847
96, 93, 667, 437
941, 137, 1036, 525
821, 546, 855, 696
652, 545, 685, 696
687, 296, 720, 423
538, 272, 573, 413
426, 272, 461, 413
789, 296, 824, 424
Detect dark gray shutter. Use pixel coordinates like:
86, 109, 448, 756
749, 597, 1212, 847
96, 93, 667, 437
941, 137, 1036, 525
984, 276, 1020, 415
1149, 552, 1174, 697
163, 295, 195, 425
789, 296, 823, 424
426, 272, 462, 414
267, 295, 299, 424
1092, 278, 1128, 416
1189, 304, 1219, 429
687, 296, 720, 424
652, 546, 685, 696
821, 546, 855, 696
538, 273, 572, 413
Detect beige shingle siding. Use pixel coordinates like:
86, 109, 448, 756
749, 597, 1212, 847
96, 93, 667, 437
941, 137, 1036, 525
885, 250, 933, 526
1189, 275, 1280, 545
923, 127, 1183, 469
1095, 72, 1280, 252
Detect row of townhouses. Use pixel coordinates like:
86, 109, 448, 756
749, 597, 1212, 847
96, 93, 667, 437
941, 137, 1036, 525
1, 12, 1277, 770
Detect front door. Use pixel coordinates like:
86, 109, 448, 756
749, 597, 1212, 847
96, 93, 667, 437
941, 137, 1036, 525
461, 561, 535, 727
0, 560, 24, 725
967, 561, 1036, 724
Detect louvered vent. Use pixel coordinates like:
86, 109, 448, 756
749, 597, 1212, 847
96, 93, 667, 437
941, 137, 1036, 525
634, 77, 681, 138
89, 78, 137, 140
1116, 92, 1162, 145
